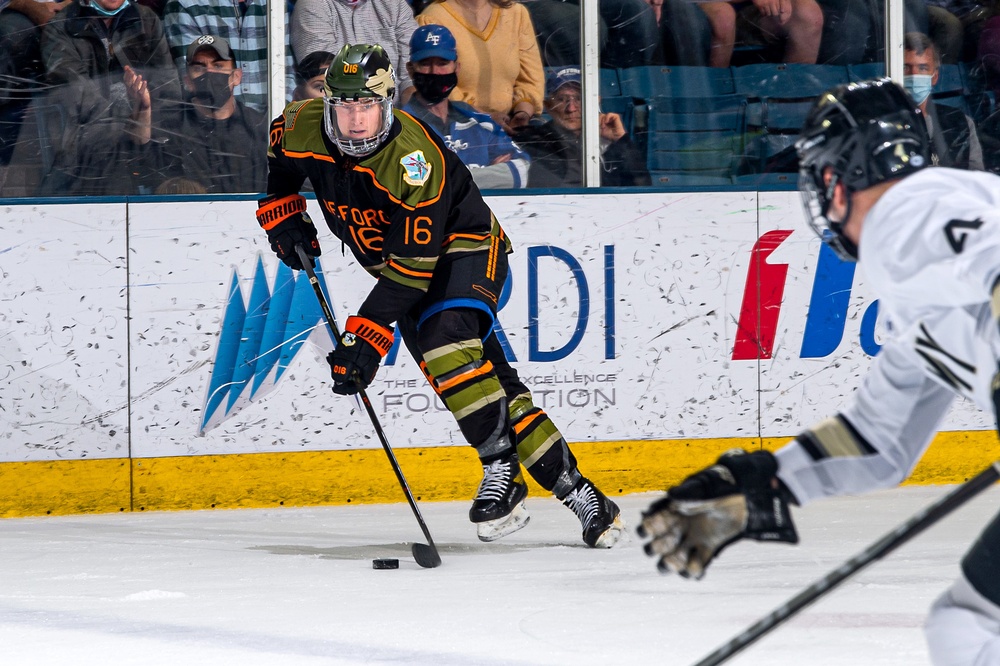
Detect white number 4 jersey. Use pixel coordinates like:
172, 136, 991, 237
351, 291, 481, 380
777, 167, 1000, 505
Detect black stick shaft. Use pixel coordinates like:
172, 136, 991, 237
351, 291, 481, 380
694, 462, 1000, 666
294, 246, 440, 559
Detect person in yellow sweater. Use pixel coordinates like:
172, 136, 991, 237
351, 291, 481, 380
417, 0, 544, 134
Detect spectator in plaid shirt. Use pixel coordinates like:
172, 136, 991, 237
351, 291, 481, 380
162, 0, 295, 113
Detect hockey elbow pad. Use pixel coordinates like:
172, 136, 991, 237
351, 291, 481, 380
256, 194, 320, 270
638, 449, 798, 579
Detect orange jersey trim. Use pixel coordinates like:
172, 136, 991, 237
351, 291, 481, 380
387, 259, 434, 279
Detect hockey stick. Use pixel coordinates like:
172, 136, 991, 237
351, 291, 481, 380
694, 461, 1000, 666
295, 245, 442, 569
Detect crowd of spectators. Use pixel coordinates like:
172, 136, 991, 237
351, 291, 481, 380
1, 0, 999, 197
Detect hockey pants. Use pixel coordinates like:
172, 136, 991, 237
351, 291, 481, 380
925, 508, 1000, 665
397, 307, 582, 499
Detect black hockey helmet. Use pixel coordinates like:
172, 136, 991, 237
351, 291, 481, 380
323, 44, 396, 157
795, 78, 930, 261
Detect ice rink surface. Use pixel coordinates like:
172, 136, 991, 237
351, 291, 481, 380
2, 486, 998, 666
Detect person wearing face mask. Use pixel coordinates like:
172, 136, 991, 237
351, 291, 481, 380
34, 0, 182, 195
401, 24, 529, 190
904, 31, 983, 170
513, 67, 650, 188
160, 34, 266, 193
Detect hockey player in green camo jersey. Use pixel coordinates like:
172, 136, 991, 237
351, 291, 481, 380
257, 43, 625, 548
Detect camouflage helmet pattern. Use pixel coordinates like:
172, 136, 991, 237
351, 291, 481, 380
322, 44, 396, 157
324, 44, 396, 101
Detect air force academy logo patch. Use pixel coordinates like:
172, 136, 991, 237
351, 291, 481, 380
400, 150, 431, 186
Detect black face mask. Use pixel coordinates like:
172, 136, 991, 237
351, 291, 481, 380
412, 71, 457, 105
191, 71, 233, 109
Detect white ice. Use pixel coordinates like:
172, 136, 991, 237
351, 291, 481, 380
2, 486, 998, 665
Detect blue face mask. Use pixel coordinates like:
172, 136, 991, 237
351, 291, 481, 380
904, 74, 933, 104
83, 0, 131, 17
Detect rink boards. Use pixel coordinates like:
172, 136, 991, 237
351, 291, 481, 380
1, 193, 996, 517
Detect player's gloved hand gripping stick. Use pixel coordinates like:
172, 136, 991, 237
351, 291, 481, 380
256, 194, 320, 270
294, 244, 441, 569
638, 449, 798, 579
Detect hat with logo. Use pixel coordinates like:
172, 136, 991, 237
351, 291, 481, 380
409, 24, 458, 62
546, 67, 581, 96
186, 35, 236, 64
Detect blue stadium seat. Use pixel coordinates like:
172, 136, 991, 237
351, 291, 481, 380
732, 63, 849, 98
640, 94, 745, 178
847, 62, 885, 82
618, 66, 736, 99
600, 69, 621, 98
932, 64, 970, 113
733, 64, 848, 175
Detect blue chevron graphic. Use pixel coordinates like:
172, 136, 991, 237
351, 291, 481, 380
200, 256, 338, 434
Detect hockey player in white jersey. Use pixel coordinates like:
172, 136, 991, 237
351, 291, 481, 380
638, 78, 1000, 665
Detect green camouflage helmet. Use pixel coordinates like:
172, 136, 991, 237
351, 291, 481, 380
322, 44, 396, 157
324, 43, 396, 101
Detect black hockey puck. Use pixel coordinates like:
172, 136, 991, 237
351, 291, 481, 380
372, 558, 399, 569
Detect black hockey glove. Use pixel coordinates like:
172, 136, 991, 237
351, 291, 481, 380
638, 449, 798, 579
256, 194, 320, 270
327, 316, 394, 395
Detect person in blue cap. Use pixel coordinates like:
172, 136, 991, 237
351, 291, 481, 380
402, 24, 530, 190
514, 67, 650, 188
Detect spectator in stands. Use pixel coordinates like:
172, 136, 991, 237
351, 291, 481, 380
926, 0, 993, 64
290, 0, 417, 103
0, 1, 69, 165
975, 16, 1000, 172
514, 67, 650, 188
162, 0, 294, 113
403, 24, 529, 189
37, 0, 182, 195
161, 35, 267, 193
522, 0, 607, 68
732, 0, 824, 64
417, 0, 543, 133
645, 0, 720, 67
292, 50, 333, 101
135, 0, 167, 15
904, 31, 983, 169
599, 0, 660, 67
817, 0, 927, 65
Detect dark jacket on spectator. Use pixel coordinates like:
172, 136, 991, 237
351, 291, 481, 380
516, 119, 651, 188
926, 99, 983, 170
38, 1, 181, 195
161, 100, 268, 194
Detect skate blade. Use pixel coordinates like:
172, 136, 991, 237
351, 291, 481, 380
476, 501, 530, 542
593, 514, 628, 549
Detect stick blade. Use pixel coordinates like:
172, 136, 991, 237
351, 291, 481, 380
412, 542, 441, 568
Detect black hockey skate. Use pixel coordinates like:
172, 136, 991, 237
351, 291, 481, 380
561, 477, 626, 548
469, 451, 530, 542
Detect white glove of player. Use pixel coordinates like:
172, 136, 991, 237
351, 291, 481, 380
638, 450, 799, 579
